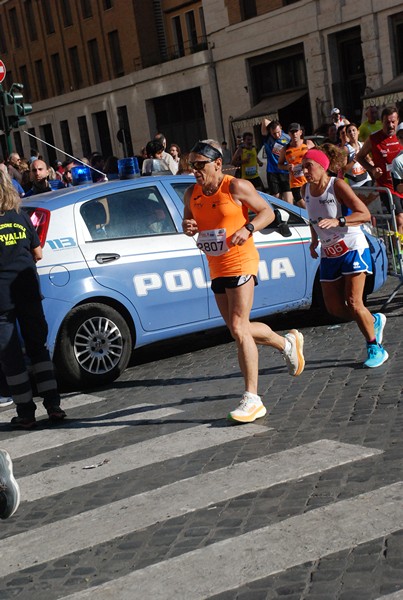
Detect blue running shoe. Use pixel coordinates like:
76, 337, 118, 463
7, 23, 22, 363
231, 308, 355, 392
373, 313, 386, 345
364, 343, 389, 368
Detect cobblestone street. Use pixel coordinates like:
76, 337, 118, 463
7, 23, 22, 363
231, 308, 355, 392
0, 276, 402, 599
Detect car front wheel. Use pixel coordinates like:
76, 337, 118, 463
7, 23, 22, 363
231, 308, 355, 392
55, 303, 132, 389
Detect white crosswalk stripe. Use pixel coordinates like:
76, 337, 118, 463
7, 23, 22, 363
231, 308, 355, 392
19, 422, 269, 501
1, 393, 402, 599
2, 403, 183, 458
0, 393, 110, 416
61, 482, 403, 600
0, 439, 380, 578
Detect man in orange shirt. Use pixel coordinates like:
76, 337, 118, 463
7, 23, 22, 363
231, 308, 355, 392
278, 123, 314, 208
183, 139, 305, 423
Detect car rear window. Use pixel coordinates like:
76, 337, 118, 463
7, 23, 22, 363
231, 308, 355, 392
80, 186, 177, 240
170, 181, 193, 204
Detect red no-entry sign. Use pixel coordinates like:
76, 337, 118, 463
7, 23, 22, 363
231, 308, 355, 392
0, 60, 6, 83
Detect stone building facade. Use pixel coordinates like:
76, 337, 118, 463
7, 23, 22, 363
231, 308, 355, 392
0, 0, 402, 163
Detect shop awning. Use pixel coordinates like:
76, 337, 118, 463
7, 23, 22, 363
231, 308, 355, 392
231, 89, 307, 130
362, 74, 403, 108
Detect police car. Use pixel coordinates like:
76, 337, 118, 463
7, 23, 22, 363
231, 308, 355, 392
22, 175, 387, 389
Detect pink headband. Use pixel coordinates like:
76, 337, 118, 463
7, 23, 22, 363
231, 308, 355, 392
304, 148, 330, 171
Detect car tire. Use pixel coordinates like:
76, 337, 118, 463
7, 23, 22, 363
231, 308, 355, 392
54, 303, 132, 389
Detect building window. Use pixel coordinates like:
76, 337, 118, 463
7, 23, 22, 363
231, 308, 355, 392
117, 105, 133, 156
185, 11, 198, 52
60, 0, 73, 27
108, 30, 124, 77
69, 46, 83, 89
28, 128, 38, 152
88, 39, 102, 84
391, 12, 403, 76
13, 131, 23, 157
35, 59, 48, 99
24, 1, 38, 41
199, 7, 206, 41
40, 123, 57, 166
19, 65, 32, 102
240, 0, 257, 20
103, 0, 113, 9
81, 0, 92, 19
9, 8, 22, 48
78, 116, 91, 158
60, 120, 73, 155
42, 0, 55, 34
0, 16, 7, 53
251, 49, 307, 97
172, 16, 184, 57
51, 53, 64, 94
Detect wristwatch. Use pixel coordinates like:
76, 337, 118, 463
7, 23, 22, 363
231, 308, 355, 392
245, 222, 254, 233
338, 216, 347, 227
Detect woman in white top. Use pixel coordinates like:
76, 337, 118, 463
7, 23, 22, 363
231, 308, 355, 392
302, 148, 388, 368
344, 123, 373, 187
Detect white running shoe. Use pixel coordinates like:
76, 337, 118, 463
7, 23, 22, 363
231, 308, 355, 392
0, 396, 13, 407
283, 329, 305, 376
228, 392, 267, 423
0, 449, 21, 519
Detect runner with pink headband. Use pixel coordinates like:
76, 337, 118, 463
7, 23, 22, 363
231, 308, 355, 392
303, 148, 330, 171
301, 146, 388, 368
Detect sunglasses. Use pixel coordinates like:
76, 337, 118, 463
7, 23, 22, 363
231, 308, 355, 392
188, 159, 214, 171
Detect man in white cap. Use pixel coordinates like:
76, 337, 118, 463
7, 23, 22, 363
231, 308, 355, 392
331, 107, 350, 129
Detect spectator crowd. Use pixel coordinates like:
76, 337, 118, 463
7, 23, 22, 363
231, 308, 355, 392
2, 104, 401, 211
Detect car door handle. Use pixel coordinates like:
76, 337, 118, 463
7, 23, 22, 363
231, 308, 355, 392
95, 253, 121, 264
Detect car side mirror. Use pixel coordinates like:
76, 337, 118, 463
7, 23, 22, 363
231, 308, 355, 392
273, 208, 292, 237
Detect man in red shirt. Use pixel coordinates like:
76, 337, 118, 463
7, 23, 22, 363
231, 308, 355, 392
356, 106, 403, 233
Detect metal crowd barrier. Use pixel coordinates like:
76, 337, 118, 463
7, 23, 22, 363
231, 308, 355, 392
354, 184, 403, 309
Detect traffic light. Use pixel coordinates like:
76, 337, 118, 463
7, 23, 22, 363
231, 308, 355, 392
2, 83, 32, 132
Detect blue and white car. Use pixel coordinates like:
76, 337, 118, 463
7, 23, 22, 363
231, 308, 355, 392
22, 175, 388, 389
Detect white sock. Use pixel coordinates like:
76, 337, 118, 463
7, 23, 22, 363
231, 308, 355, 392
245, 391, 260, 401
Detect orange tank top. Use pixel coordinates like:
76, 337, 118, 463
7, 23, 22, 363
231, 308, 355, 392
189, 175, 259, 279
285, 143, 308, 188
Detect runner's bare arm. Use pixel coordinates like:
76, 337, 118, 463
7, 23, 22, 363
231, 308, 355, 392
277, 146, 290, 171
356, 138, 379, 178
317, 179, 371, 230
231, 147, 242, 167
229, 177, 275, 238
261, 118, 271, 136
